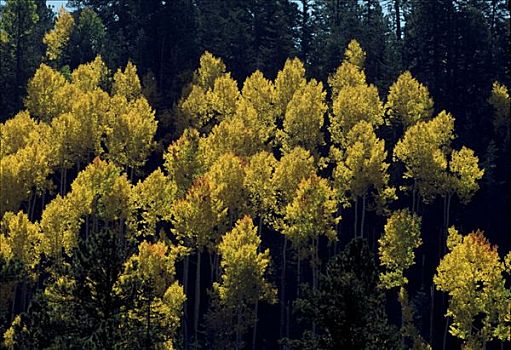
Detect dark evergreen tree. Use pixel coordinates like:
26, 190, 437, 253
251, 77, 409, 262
284, 239, 400, 350
0, 0, 52, 119
8, 226, 131, 349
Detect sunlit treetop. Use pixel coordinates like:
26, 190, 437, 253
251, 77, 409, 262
0, 211, 42, 270
130, 168, 177, 238
330, 83, 384, 145
112, 61, 142, 101
279, 78, 327, 158
171, 177, 227, 251
0, 111, 39, 157
344, 39, 366, 69
328, 40, 367, 99
378, 209, 422, 289
488, 81, 510, 143
274, 57, 306, 116
385, 71, 434, 128
67, 158, 133, 221
282, 174, 339, 259
44, 7, 75, 63
434, 228, 511, 348
164, 128, 202, 197
193, 51, 227, 90
272, 146, 316, 207
242, 70, 278, 140
214, 216, 276, 306
71, 56, 109, 92
25, 64, 71, 121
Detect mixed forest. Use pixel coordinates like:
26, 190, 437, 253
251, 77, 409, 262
0, 0, 510, 349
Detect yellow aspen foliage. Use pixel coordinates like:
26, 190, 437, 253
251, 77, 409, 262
112, 61, 142, 101
25, 64, 71, 121
243, 151, 278, 223
344, 39, 366, 69
178, 85, 209, 132
67, 158, 133, 222
43, 7, 74, 63
434, 228, 511, 348
118, 239, 185, 295
198, 99, 271, 167
332, 121, 395, 211
0, 211, 42, 269
177, 52, 231, 135
215, 216, 275, 307
330, 83, 384, 145
282, 174, 339, 261
193, 51, 227, 90
206, 73, 240, 122
71, 56, 109, 92
0, 111, 38, 157
328, 40, 367, 98
50, 112, 85, 170
163, 128, 202, 197
378, 209, 422, 289
272, 147, 316, 206
449, 146, 484, 204
378, 210, 430, 349
241, 70, 278, 140
116, 240, 186, 349
488, 82, 510, 143
385, 71, 434, 128
205, 152, 247, 224
39, 195, 82, 258
0, 133, 54, 214
71, 89, 110, 156
393, 111, 455, 202
280, 79, 327, 157
274, 57, 306, 116
130, 168, 176, 238
171, 177, 226, 252
103, 95, 157, 169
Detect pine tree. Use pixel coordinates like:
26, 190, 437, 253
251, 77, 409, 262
287, 239, 400, 350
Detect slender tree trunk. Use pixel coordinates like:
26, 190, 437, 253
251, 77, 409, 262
354, 198, 358, 237
146, 301, 151, 346
279, 238, 288, 350
183, 255, 189, 350
29, 193, 36, 221
430, 286, 434, 343
360, 194, 366, 237
296, 256, 301, 298
412, 182, 417, 214
442, 318, 449, 350
236, 303, 242, 350
194, 251, 201, 348
446, 194, 451, 232
60, 167, 65, 196
208, 251, 214, 283
10, 283, 18, 321
394, 0, 402, 41
252, 299, 259, 350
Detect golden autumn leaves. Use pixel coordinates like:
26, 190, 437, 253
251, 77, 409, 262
0, 32, 510, 348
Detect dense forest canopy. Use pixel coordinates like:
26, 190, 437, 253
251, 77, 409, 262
0, 0, 510, 349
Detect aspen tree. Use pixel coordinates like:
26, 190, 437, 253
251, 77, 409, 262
43, 7, 74, 65
385, 71, 434, 128
213, 216, 275, 350
434, 228, 511, 349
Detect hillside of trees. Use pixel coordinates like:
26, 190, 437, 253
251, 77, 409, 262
0, 1, 510, 349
